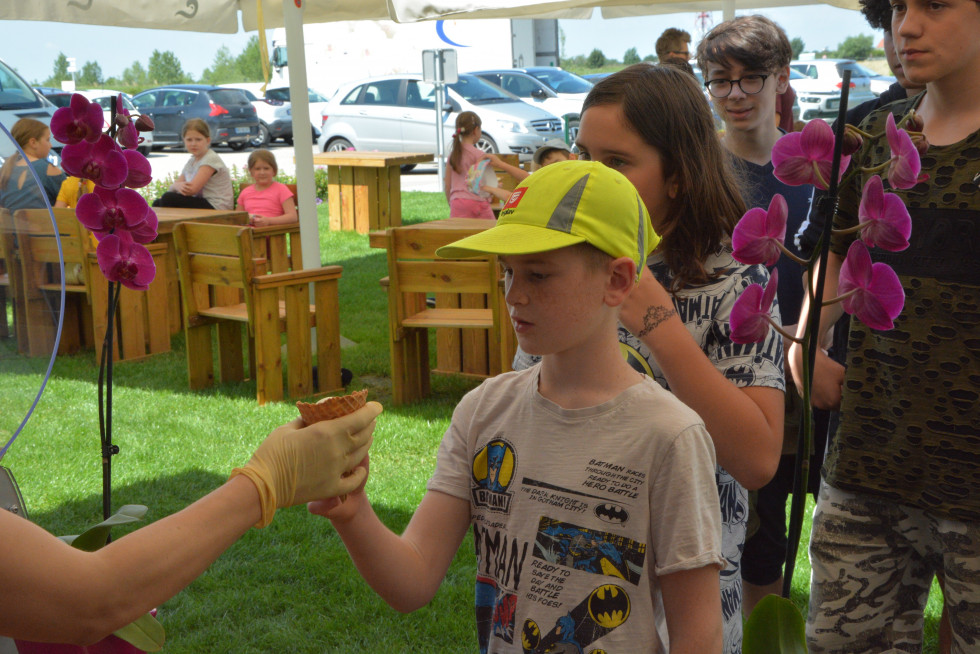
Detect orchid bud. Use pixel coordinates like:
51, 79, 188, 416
115, 113, 131, 129
842, 128, 863, 157
134, 115, 155, 132
905, 111, 924, 134
910, 134, 929, 157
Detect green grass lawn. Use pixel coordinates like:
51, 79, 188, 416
0, 191, 943, 652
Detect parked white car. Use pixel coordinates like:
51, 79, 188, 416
77, 90, 154, 155
265, 86, 331, 140
469, 69, 583, 138
790, 59, 877, 122
317, 74, 564, 162
0, 56, 59, 160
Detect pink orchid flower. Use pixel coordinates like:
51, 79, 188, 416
730, 269, 779, 344
49, 94, 104, 145
114, 95, 140, 150
121, 149, 152, 188
772, 118, 851, 190
885, 112, 921, 190
76, 187, 151, 241
129, 208, 158, 245
96, 233, 156, 291
838, 240, 905, 331
61, 134, 129, 189
733, 194, 788, 267
858, 175, 912, 252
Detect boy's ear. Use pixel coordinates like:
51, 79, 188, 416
605, 256, 638, 307
775, 65, 791, 95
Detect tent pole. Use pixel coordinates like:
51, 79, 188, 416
723, 0, 735, 21
284, 0, 322, 271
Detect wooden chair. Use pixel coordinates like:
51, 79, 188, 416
385, 226, 512, 405
12, 208, 96, 357
173, 222, 343, 405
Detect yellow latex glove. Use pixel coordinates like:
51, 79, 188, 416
231, 402, 382, 528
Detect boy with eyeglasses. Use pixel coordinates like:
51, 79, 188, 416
696, 14, 819, 619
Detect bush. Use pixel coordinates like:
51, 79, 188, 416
587, 48, 607, 68
138, 163, 330, 206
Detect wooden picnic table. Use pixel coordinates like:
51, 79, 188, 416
313, 151, 434, 234
151, 207, 249, 334
370, 218, 513, 379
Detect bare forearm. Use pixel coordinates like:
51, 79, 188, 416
0, 476, 260, 643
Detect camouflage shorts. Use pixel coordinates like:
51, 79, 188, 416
807, 482, 980, 653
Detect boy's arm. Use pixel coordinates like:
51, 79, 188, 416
788, 251, 846, 410
328, 489, 471, 613
660, 566, 722, 654
619, 269, 783, 490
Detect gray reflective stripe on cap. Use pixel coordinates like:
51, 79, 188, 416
545, 173, 589, 233
635, 194, 645, 265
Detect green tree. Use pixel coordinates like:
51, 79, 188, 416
235, 36, 266, 82
42, 52, 70, 87
790, 37, 805, 59
835, 34, 874, 61
148, 50, 190, 85
642, 54, 657, 63
121, 61, 149, 88
200, 46, 238, 84
623, 47, 641, 65
587, 48, 606, 69
78, 60, 103, 87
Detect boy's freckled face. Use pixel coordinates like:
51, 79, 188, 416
707, 61, 777, 134
500, 248, 609, 357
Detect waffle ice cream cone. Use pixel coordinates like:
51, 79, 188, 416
296, 389, 368, 425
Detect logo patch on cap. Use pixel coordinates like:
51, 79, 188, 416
503, 187, 527, 210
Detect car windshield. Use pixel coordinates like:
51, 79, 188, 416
209, 89, 249, 105
527, 69, 592, 94
448, 75, 516, 105
836, 62, 872, 78
0, 59, 45, 110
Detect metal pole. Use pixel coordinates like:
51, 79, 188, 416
435, 52, 446, 190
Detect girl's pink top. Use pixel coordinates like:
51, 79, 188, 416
448, 143, 489, 205
238, 181, 294, 217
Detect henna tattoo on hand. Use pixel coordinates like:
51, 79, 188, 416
637, 305, 677, 338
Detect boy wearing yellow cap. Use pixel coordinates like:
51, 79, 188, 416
318, 161, 724, 653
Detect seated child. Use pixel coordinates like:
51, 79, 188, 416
54, 176, 95, 209
153, 118, 232, 210
315, 160, 725, 653
236, 149, 298, 227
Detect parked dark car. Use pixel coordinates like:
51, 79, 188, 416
131, 85, 258, 150
35, 87, 73, 108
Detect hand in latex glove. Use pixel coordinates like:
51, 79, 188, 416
231, 401, 382, 527
308, 454, 370, 522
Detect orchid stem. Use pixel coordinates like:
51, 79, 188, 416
832, 224, 864, 236
100, 281, 120, 524
860, 161, 891, 175
779, 242, 809, 266
768, 317, 803, 344
823, 288, 858, 306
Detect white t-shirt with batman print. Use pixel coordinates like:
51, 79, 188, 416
428, 366, 724, 654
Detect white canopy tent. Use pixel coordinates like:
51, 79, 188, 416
2, 0, 860, 268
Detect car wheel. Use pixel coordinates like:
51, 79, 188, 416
325, 137, 354, 153
250, 123, 270, 148
228, 141, 249, 151
475, 135, 498, 155
284, 135, 294, 145
137, 145, 151, 156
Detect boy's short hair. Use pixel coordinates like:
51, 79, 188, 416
437, 160, 660, 280
656, 28, 691, 61
532, 138, 572, 166
696, 15, 792, 75
860, 0, 892, 31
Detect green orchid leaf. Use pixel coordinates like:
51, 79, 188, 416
743, 594, 808, 654
114, 612, 166, 652
60, 505, 149, 552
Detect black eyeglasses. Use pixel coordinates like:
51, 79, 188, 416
705, 74, 769, 98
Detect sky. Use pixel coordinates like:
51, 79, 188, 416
3, 5, 879, 86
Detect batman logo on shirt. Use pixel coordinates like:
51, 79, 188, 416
594, 503, 628, 524
587, 584, 630, 629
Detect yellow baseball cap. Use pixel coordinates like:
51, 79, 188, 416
436, 160, 659, 279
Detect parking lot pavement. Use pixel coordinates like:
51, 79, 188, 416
147, 142, 443, 193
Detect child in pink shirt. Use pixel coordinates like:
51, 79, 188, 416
236, 149, 298, 227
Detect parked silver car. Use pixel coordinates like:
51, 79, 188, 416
317, 74, 564, 162
469, 69, 583, 138
0, 57, 59, 160
790, 59, 877, 122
